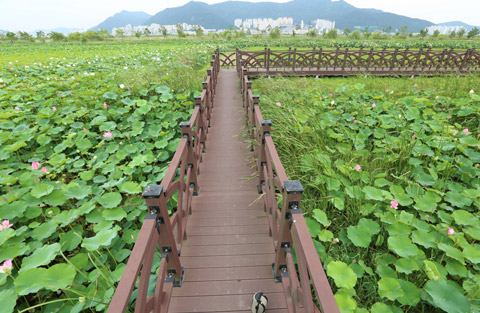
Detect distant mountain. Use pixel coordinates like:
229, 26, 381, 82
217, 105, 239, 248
437, 21, 479, 31
90, 11, 152, 32
145, 2, 230, 29
145, 0, 433, 32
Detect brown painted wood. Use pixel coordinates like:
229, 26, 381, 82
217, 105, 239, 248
173, 279, 283, 296
183, 266, 274, 282
181, 254, 275, 268
169, 293, 286, 313
186, 225, 270, 236
167, 70, 285, 312
187, 217, 268, 227
181, 243, 274, 257
183, 233, 272, 246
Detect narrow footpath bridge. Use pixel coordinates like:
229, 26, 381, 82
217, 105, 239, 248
107, 48, 479, 313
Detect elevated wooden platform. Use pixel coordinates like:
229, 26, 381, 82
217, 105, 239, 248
108, 51, 339, 313
168, 70, 287, 313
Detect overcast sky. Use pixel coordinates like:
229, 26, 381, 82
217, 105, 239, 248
0, 0, 479, 32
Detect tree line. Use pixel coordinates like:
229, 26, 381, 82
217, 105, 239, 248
0, 30, 111, 42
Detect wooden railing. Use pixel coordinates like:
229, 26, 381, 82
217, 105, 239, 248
107, 50, 220, 313
223, 48, 480, 75
239, 65, 340, 313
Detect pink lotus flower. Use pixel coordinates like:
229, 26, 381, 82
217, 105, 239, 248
2, 197, 7, 202
83, 127, 86, 131
305, 122, 308, 126
103, 102, 109, 108
463, 128, 469, 135
31, 161, 40, 169
412, 134, 416, 139
41, 167, 48, 174
14, 106, 19, 111
52, 107, 56, 111
390, 200, 399, 209
103, 132, 113, 138
447, 228, 455, 235
0, 259, 13, 274
372, 103, 376, 108
447, 115, 451, 119
353, 120, 357, 124
35, 178, 39, 183
354, 165, 361, 171
0, 220, 13, 231
329, 93, 333, 97
453, 130, 457, 136
275, 102, 282, 107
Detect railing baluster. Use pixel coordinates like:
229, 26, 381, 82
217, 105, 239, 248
152, 258, 167, 313
135, 232, 157, 313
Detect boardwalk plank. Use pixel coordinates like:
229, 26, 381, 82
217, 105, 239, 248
166, 70, 282, 313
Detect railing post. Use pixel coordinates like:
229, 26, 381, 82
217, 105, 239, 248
245, 80, 252, 109
257, 120, 271, 194
210, 59, 216, 88
250, 95, 260, 152
311, 47, 316, 69
266, 48, 271, 71
414, 48, 423, 72
203, 81, 211, 128
317, 48, 323, 70
342, 48, 348, 71
195, 96, 207, 154
142, 185, 184, 287
333, 47, 340, 70
273, 180, 304, 281
180, 121, 199, 197
459, 49, 472, 73
251, 94, 259, 125
207, 69, 214, 106
292, 48, 297, 71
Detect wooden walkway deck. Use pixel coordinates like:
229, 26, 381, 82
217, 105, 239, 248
167, 70, 287, 312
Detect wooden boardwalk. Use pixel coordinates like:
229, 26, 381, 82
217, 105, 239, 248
167, 70, 287, 312
108, 52, 339, 313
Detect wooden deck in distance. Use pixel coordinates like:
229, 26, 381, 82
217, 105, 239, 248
167, 70, 287, 313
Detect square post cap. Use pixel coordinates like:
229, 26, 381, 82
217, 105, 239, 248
261, 120, 272, 127
284, 180, 304, 194
180, 121, 191, 128
142, 185, 163, 198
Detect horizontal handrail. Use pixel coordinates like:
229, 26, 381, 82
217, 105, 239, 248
225, 48, 480, 75
107, 49, 220, 313
240, 64, 340, 313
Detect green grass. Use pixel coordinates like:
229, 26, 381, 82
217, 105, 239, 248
254, 75, 480, 312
